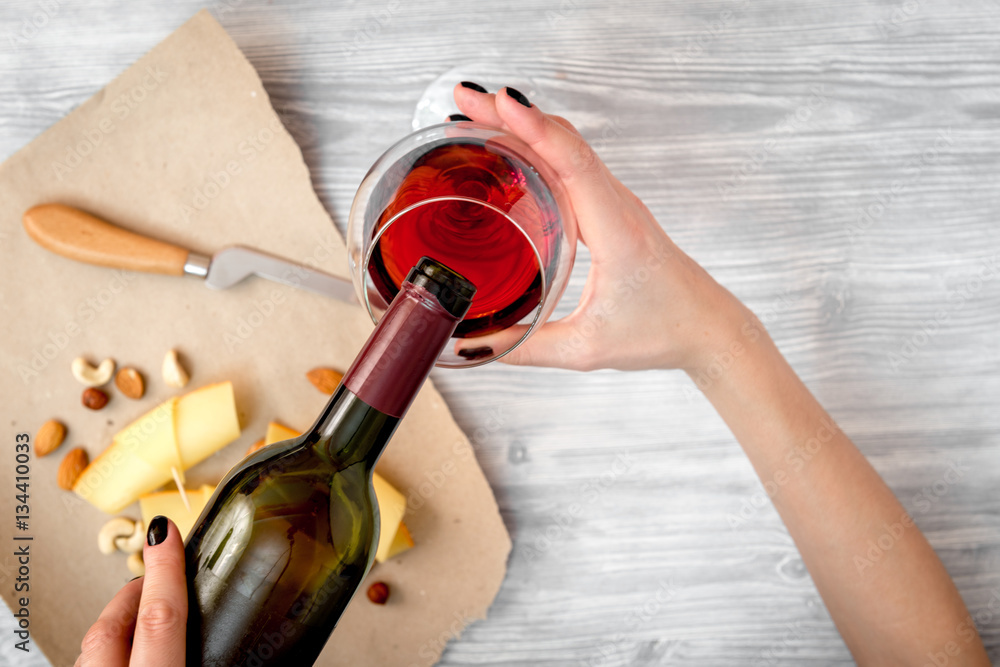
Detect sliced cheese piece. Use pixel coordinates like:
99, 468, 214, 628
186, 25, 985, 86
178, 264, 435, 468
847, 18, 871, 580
74, 382, 240, 514
265, 421, 300, 447
74, 449, 167, 514
121, 398, 184, 484
372, 472, 407, 563
140, 485, 216, 540
175, 382, 241, 469
75, 399, 180, 514
385, 521, 415, 561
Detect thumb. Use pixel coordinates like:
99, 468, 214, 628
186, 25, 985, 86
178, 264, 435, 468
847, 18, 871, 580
130, 516, 188, 667
499, 316, 592, 369
457, 315, 590, 370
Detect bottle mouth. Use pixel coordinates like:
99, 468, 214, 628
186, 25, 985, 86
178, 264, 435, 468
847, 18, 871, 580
405, 256, 477, 319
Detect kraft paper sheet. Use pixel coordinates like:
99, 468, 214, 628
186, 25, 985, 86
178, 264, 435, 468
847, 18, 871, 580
0, 10, 510, 667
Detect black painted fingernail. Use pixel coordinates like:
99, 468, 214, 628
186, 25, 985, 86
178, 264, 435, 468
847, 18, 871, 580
129, 576, 143, 583
448, 114, 472, 122
505, 87, 531, 108
458, 346, 493, 360
460, 81, 487, 93
147, 515, 168, 546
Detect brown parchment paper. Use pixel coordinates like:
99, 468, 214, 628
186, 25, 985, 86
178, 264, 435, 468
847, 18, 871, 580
0, 10, 510, 667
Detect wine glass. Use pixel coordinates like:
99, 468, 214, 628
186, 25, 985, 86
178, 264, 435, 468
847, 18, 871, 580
347, 121, 577, 368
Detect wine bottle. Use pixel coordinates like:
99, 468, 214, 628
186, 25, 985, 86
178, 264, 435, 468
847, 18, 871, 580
184, 257, 476, 666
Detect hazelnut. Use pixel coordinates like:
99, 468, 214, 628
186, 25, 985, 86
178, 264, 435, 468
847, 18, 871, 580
367, 581, 390, 605
82, 387, 109, 410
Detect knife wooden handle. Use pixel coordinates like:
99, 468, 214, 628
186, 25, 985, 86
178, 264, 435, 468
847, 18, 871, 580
23, 204, 192, 276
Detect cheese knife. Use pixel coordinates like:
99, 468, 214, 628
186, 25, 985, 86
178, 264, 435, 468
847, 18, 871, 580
22, 204, 357, 303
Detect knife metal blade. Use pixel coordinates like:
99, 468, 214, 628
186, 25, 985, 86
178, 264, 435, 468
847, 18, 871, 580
185, 246, 357, 303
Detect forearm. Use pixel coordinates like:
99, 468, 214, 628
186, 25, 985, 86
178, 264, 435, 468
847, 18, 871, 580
692, 306, 988, 665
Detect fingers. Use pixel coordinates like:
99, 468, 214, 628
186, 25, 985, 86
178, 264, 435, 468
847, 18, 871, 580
455, 83, 626, 251
453, 83, 506, 129
456, 82, 609, 188
492, 88, 627, 252
548, 114, 583, 137
77, 578, 144, 667
130, 516, 188, 667
452, 83, 582, 136
493, 87, 611, 191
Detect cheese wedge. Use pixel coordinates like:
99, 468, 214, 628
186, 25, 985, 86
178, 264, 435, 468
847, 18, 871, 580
139, 485, 216, 540
74, 381, 241, 513
372, 472, 409, 562
264, 421, 301, 446
386, 521, 415, 560
124, 398, 183, 482
175, 382, 242, 469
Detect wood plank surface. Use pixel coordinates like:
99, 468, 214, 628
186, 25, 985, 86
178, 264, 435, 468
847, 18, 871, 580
1, 1, 998, 665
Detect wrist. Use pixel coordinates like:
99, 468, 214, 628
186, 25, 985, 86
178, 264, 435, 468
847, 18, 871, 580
683, 300, 776, 390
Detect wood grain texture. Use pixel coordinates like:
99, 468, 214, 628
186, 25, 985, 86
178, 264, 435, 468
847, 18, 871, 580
1, 1, 998, 665
23, 204, 191, 275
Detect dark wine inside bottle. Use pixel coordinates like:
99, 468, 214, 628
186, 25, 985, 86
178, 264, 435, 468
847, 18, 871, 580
184, 257, 475, 666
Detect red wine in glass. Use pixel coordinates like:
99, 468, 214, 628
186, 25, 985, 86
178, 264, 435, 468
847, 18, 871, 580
367, 138, 559, 337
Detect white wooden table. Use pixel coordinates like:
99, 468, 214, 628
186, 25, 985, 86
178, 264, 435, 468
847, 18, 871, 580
2, 1, 999, 665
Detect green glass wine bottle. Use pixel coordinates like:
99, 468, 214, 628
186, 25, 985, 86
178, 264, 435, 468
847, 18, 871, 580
184, 257, 476, 666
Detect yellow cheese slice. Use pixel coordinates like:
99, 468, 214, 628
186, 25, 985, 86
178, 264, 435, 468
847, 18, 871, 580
372, 472, 407, 562
139, 485, 216, 540
265, 421, 300, 446
74, 448, 167, 514
75, 400, 180, 514
120, 397, 184, 484
385, 521, 415, 561
74, 382, 241, 514
175, 382, 241, 469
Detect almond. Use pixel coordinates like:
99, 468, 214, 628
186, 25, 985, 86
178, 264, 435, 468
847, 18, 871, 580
35, 419, 67, 457
58, 447, 89, 490
306, 367, 343, 395
245, 438, 266, 457
81, 387, 109, 410
115, 367, 145, 399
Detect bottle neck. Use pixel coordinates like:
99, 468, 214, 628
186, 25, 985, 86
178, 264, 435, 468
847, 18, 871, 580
310, 281, 462, 467
344, 282, 462, 419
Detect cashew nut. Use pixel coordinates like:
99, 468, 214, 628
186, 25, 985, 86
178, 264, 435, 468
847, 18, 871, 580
162, 349, 190, 388
72, 357, 115, 387
126, 552, 145, 577
114, 520, 146, 554
98, 517, 137, 555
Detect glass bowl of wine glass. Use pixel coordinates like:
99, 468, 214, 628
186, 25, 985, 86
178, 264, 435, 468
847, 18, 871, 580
347, 121, 578, 368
